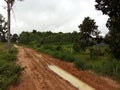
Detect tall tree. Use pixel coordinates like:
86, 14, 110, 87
79, 17, 98, 36
19, 31, 31, 44
95, 0, 120, 59
4, 0, 23, 52
78, 17, 99, 49
0, 14, 7, 42
12, 33, 18, 42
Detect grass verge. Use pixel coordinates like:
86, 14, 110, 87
0, 43, 23, 90
35, 44, 120, 83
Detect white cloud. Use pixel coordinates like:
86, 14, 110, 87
0, 0, 109, 36
0, 0, 7, 17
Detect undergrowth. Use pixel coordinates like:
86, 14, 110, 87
36, 44, 120, 83
0, 44, 23, 90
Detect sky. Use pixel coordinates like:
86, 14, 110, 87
0, 0, 109, 36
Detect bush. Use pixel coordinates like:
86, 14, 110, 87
0, 46, 23, 90
35, 44, 120, 82
0, 61, 23, 90
73, 43, 80, 52
0, 53, 16, 61
56, 45, 62, 51
89, 47, 104, 59
104, 46, 111, 55
74, 59, 86, 70
91, 59, 120, 82
56, 52, 66, 60
43, 45, 55, 51
55, 52, 75, 62
0, 47, 17, 62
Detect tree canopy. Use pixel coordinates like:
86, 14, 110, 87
19, 30, 80, 45
79, 17, 98, 37
76, 17, 99, 50
0, 14, 7, 42
95, 0, 120, 18
95, 0, 120, 59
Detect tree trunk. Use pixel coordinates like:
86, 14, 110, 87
7, 2, 11, 52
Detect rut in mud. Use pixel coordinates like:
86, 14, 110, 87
9, 46, 120, 90
9, 46, 77, 90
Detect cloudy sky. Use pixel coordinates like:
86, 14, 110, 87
0, 0, 109, 36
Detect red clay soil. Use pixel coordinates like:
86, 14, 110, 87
9, 46, 120, 90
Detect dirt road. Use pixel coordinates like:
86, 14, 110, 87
9, 46, 119, 90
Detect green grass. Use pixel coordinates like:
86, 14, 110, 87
21, 42, 120, 83
0, 43, 8, 52
34, 43, 120, 83
0, 43, 23, 90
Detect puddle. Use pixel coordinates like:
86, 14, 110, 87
48, 65, 95, 90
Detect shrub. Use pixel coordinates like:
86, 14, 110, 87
64, 54, 75, 62
74, 59, 86, 70
57, 52, 66, 60
91, 59, 120, 81
35, 44, 120, 82
73, 43, 80, 52
89, 47, 104, 59
43, 45, 55, 51
56, 45, 62, 51
0, 53, 16, 61
0, 62, 23, 90
0, 46, 23, 90
103, 46, 111, 55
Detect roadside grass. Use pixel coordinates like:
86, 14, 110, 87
35, 43, 120, 83
0, 43, 23, 90
0, 43, 7, 52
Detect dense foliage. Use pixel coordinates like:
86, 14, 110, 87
73, 17, 100, 51
0, 44, 23, 90
35, 44, 120, 82
95, 0, 120, 60
19, 30, 80, 45
0, 14, 7, 42
12, 34, 19, 42
79, 17, 98, 36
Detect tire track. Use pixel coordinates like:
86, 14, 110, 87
9, 46, 77, 90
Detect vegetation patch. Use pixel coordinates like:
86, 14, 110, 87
35, 44, 120, 82
0, 44, 23, 90
18, 29, 120, 83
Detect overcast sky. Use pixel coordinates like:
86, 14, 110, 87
0, 0, 109, 36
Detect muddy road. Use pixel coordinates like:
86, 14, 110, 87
9, 46, 119, 90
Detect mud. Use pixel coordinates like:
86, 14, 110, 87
9, 46, 120, 90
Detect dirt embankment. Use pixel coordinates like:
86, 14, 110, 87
9, 46, 120, 90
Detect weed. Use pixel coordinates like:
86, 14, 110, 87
0, 44, 23, 90
74, 59, 86, 70
33, 44, 120, 82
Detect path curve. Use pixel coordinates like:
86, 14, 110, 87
9, 46, 119, 90
9, 46, 77, 90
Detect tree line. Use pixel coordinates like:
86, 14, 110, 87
0, 14, 19, 43
19, 30, 81, 45
18, 16, 104, 52
1, 0, 120, 60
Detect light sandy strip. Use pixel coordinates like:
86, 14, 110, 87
14, 44, 19, 48
35, 54, 42, 58
48, 65, 95, 90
